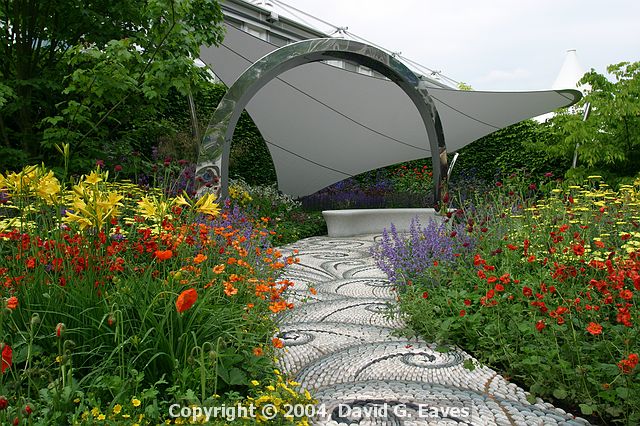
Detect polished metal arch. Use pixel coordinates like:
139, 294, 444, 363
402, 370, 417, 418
195, 38, 448, 204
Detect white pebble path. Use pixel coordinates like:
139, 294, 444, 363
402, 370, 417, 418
276, 235, 591, 426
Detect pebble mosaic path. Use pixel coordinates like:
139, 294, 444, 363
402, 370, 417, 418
276, 235, 591, 426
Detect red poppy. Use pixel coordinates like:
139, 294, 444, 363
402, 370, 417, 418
586, 322, 603, 335
1, 344, 12, 373
154, 250, 173, 261
176, 288, 198, 313
422, 291, 429, 299
464, 299, 471, 306
535, 320, 546, 332
522, 287, 533, 297
459, 309, 466, 317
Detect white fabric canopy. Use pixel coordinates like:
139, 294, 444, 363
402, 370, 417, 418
199, 24, 580, 197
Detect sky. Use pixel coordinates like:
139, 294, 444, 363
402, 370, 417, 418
268, 0, 640, 91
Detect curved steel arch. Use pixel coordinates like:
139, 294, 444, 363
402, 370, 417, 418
195, 38, 448, 204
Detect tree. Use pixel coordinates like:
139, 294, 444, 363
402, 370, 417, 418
545, 61, 640, 179
0, 0, 225, 172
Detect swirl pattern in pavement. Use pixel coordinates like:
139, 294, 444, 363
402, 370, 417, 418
277, 235, 590, 426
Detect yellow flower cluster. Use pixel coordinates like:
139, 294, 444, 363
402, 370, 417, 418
80, 397, 145, 425
244, 369, 315, 425
0, 164, 61, 204
63, 170, 124, 231
229, 184, 253, 206
175, 192, 221, 217
506, 177, 640, 262
1, 165, 222, 233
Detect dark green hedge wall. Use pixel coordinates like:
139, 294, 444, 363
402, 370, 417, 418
451, 120, 569, 181
163, 82, 277, 186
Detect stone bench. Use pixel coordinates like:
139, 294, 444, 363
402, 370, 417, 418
322, 208, 445, 237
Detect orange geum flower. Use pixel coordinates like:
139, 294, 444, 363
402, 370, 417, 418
269, 300, 288, 313
176, 288, 198, 313
193, 253, 207, 264
212, 264, 225, 274
253, 347, 263, 356
272, 338, 284, 349
255, 284, 270, 294
227, 257, 237, 265
6, 296, 18, 310
309, 287, 318, 295
223, 282, 238, 296
586, 322, 603, 335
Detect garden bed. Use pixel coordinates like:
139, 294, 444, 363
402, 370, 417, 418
372, 175, 640, 425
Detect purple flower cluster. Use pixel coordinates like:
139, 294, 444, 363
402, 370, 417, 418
372, 217, 476, 284
301, 177, 432, 210
201, 202, 272, 251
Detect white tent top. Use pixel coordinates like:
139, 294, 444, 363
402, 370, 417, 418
199, 20, 581, 197
553, 49, 587, 90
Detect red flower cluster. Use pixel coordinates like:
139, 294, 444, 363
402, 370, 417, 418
617, 353, 639, 374
1, 343, 12, 374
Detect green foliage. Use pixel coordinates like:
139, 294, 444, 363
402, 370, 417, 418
389, 163, 433, 193
229, 111, 277, 187
544, 62, 640, 180
0, 0, 225, 173
453, 120, 568, 181
160, 83, 277, 186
